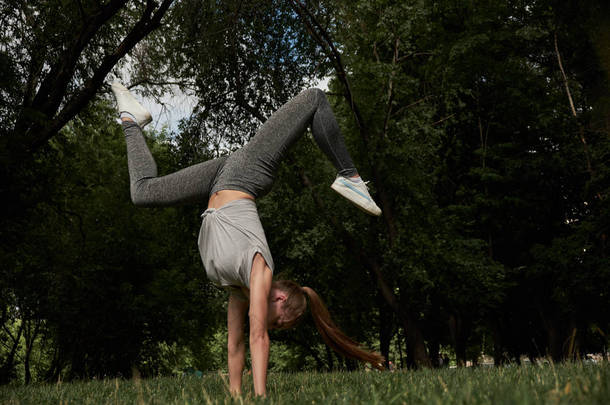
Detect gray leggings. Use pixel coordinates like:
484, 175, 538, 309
123, 88, 357, 206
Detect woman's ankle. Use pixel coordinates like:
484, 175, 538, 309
120, 112, 137, 122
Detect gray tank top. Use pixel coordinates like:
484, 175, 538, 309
198, 199, 274, 292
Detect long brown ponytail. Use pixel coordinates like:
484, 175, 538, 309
301, 286, 385, 370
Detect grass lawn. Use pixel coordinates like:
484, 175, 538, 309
1, 362, 608, 404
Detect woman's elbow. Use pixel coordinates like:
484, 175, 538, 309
130, 181, 154, 207
131, 193, 146, 207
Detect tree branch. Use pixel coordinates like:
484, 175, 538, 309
30, 0, 130, 118
382, 37, 399, 138
289, 0, 364, 134
554, 32, 577, 118
27, 0, 175, 153
554, 32, 597, 195
289, 0, 397, 243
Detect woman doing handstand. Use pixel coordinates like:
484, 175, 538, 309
111, 82, 384, 396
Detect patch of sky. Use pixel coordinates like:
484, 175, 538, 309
137, 76, 331, 133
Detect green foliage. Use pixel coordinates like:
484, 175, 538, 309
318, 0, 610, 364
0, 101, 224, 381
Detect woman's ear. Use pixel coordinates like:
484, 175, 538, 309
270, 288, 287, 303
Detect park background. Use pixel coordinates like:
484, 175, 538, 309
0, 0, 609, 386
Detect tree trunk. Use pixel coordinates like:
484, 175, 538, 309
0, 322, 25, 384
24, 355, 31, 385
43, 345, 62, 382
547, 322, 563, 362
449, 313, 467, 367
564, 316, 579, 361
493, 342, 505, 366
407, 314, 431, 368
23, 318, 41, 384
396, 329, 405, 369
378, 294, 394, 369
428, 339, 440, 368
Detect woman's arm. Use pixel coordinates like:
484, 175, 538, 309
227, 292, 248, 396
248, 253, 273, 397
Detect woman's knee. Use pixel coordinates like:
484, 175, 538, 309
300, 87, 326, 105
130, 181, 152, 207
130, 191, 147, 207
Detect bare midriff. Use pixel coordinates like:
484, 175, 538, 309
207, 189, 255, 210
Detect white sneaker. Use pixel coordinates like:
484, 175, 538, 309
330, 176, 382, 216
110, 81, 152, 128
